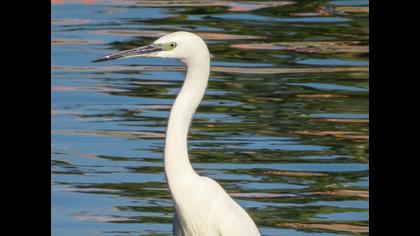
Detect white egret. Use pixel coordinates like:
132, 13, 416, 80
93, 31, 260, 236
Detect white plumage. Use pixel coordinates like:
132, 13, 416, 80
93, 31, 260, 236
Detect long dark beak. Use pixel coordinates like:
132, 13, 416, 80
92, 44, 162, 63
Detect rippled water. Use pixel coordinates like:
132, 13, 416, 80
51, 1, 369, 235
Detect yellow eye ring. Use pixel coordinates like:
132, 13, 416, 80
169, 42, 177, 49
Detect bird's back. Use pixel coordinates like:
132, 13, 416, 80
172, 176, 260, 236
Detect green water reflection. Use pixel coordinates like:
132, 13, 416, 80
52, 0, 368, 235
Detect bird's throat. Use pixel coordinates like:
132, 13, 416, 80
164, 56, 210, 190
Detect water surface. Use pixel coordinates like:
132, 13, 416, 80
52, 1, 369, 235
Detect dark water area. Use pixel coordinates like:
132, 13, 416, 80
52, 1, 369, 235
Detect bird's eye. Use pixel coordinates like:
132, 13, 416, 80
169, 42, 177, 49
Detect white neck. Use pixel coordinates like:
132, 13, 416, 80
164, 53, 210, 191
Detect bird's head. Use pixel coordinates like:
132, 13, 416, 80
92, 31, 209, 65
